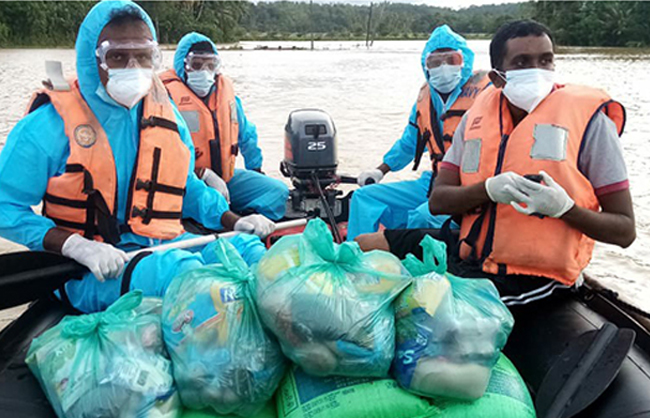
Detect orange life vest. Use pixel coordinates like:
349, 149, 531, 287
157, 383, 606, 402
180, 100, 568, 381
458, 84, 625, 285
413, 71, 490, 172
160, 69, 239, 182
29, 78, 191, 243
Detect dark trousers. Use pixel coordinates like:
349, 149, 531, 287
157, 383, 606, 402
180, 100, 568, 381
384, 228, 576, 310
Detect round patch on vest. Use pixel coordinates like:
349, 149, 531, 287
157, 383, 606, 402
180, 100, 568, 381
74, 125, 97, 148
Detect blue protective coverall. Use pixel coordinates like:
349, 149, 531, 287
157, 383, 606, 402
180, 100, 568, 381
173, 32, 289, 221
0, 1, 265, 313
346, 25, 473, 240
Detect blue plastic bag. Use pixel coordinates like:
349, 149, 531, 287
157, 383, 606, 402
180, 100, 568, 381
163, 239, 286, 417
255, 218, 412, 377
26, 291, 180, 418
393, 236, 515, 400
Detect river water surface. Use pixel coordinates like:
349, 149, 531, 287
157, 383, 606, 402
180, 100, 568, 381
0, 40, 648, 315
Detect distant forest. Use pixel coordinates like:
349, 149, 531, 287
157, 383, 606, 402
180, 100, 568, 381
0, 1, 649, 48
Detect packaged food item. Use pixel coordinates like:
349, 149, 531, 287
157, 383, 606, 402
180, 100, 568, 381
393, 236, 514, 400
163, 240, 286, 417
26, 291, 180, 418
255, 218, 411, 377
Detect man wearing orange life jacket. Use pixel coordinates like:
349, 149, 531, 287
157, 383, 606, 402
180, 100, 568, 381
160, 32, 289, 221
0, 1, 274, 313
357, 20, 635, 308
347, 25, 490, 241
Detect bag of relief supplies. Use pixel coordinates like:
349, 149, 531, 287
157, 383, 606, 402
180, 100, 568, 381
26, 291, 180, 418
255, 218, 411, 377
163, 239, 286, 417
393, 236, 515, 400
277, 355, 535, 418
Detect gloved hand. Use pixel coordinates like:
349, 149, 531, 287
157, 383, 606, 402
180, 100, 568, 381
506, 171, 575, 218
234, 214, 276, 238
201, 168, 230, 203
61, 234, 129, 282
357, 169, 384, 187
484, 172, 525, 204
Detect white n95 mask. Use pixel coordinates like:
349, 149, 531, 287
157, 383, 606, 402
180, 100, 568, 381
499, 68, 555, 113
106, 68, 153, 109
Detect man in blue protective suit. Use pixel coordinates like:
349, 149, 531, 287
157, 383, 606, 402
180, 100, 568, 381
160, 32, 289, 221
0, 1, 274, 313
347, 25, 489, 241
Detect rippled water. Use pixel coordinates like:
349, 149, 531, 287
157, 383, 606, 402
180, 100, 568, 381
0, 40, 648, 311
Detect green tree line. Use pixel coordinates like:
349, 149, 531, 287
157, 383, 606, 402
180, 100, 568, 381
0, 1, 648, 48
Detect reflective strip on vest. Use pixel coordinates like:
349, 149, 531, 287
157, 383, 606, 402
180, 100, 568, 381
33, 76, 189, 242
458, 84, 625, 285
160, 69, 239, 182
414, 70, 490, 171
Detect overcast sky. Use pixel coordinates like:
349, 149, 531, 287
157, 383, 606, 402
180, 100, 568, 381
262, 0, 525, 11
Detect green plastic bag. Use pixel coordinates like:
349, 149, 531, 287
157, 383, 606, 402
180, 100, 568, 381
181, 401, 276, 418
26, 291, 180, 418
255, 218, 412, 377
276, 355, 535, 418
393, 236, 515, 400
163, 239, 286, 417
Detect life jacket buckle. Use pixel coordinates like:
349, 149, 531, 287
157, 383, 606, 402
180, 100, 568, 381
135, 179, 152, 192
131, 206, 148, 219
141, 117, 155, 129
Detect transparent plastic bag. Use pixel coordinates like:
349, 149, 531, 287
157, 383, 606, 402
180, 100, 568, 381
163, 240, 286, 417
26, 291, 180, 418
255, 218, 411, 377
393, 236, 514, 400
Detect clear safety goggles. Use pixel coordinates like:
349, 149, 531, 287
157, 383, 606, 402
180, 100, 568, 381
425, 50, 464, 69
185, 52, 222, 74
95, 39, 162, 70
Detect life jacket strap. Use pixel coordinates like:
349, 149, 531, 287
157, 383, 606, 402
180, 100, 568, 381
141, 116, 179, 133
120, 251, 152, 296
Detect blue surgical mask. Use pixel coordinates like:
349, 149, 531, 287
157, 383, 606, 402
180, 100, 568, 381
428, 64, 463, 94
187, 70, 215, 98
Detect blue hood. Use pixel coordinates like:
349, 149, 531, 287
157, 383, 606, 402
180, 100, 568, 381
420, 25, 474, 114
174, 32, 219, 81
76, 1, 156, 113
420, 24, 474, 84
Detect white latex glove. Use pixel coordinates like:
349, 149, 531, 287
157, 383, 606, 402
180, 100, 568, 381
506, 171, 575, 218
234, 214, 276, 238
201, 168, 230, 203
484, 171, 525, 204
357, 168, 384, 187
61, 234, 129, 282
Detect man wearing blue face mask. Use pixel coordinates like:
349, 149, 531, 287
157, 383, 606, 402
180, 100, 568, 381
347, 25, 489, 241
0, 1, 272, 313
160, 33, 289, 221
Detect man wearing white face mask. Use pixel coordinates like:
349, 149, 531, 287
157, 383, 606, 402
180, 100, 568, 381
348, 25, 489, 241
423, 20, 635, 307
160, 33, 289, 222
0, 1, 272, 313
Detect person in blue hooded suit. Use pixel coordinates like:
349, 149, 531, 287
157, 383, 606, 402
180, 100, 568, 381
160, 32, 289, 221
347, 25, 489, 241
0, 1, 273, 313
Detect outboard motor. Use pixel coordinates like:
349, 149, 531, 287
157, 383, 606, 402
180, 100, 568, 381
281, 109, 338, 187
279, 109, 349, 237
